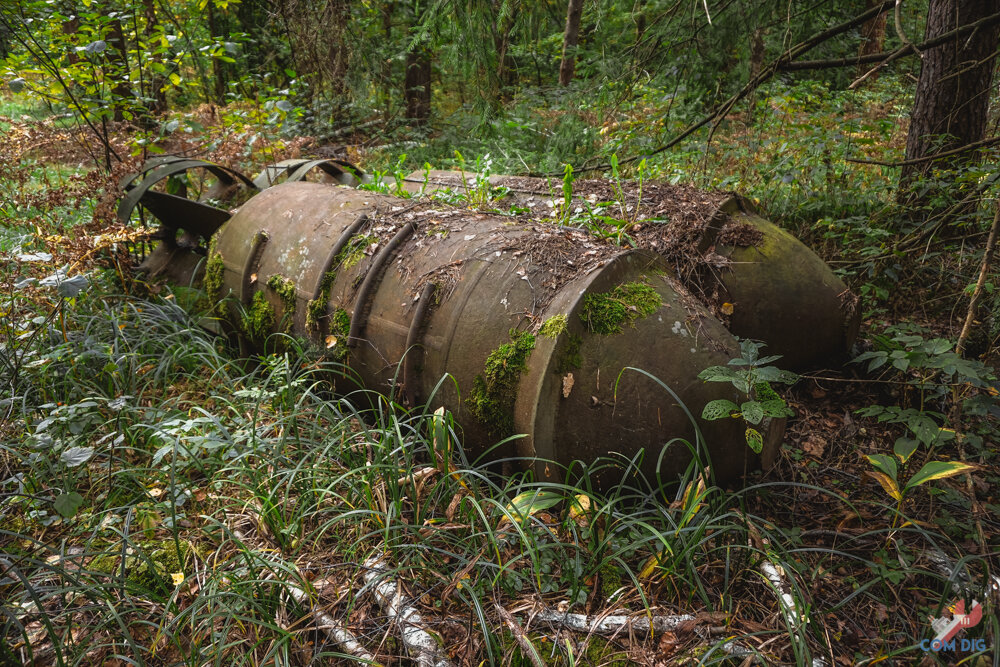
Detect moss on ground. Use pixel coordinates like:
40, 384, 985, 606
89, 539, 196, 596
242, 291, 275, 343
539, 314, 567, 338
579, 280, 661, 335
266, 274, 296, 333
468, 329, 535, 436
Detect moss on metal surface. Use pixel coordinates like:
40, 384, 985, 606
203, 249, 225, 300
555, 333, 583, 373
242, 291, 275, 343
305, 270, 337, 330
266, 274, 296, 333
580, 280, 661, 335
539, 314, 568, 338
468, 329, 536, 436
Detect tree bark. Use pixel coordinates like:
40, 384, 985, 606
899, 0, 1000, 204
558, 0, 584, 86
404, 45, 431, 124
206, 2, 228, 104
856, 0, 888, 78
143, 0, 167, 115
105, 16, 131, 122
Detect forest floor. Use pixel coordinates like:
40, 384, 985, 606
1, 79, 999, 666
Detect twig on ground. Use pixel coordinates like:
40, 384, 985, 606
496, 604, 545, 667
363, 553, 452, 667
286, 579, 379, 664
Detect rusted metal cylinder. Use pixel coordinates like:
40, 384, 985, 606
397, 170, 859, 370
207, 182, 782, 486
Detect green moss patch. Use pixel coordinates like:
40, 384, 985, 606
580, 280, 661, 335
555, 333, 582, 373
539, 314, 568, 338
305, 270, 337, 330
89, 539, 196, 596
203, 249, 225, 300
266, 274, 297, 333
339, 234, 376, 270
242, 291, 275, 343
467, 329, 535, 436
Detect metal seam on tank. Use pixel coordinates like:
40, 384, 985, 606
239, 231, 269, 304
311, 213, 370, 336
438, 257, 495, 376
347, 221, 417, 348
402, 281, 437, 406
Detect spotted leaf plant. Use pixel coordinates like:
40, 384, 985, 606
699, 340, 797, 453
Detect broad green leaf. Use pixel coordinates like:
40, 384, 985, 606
759, 398, 792, 418
701, 399, 738, 421
867, 471, 902, 502
904, 461, 975, 492
504, 490, 562, 523
54, 492, 84, 518
169, 72, 181, 87
741, 401, 764, 425
745, 427, 763, 453
893, 437, 919, 463
910, 415, 942, 445
61, 446, 94, 467
865, 454, 897, 480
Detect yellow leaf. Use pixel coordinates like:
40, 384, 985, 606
325, 335, 338, 348
721, 302, 734, 315
148, 487, 164, 498
867, 471, 902, 502
171, 572, 184, 586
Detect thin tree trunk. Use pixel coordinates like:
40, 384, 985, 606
105, 16, 131, 122
404, 44, 431, 124
957, 202, 1000, 357
898, 0, 1000, 206
558, 0, 584, 86
857, 0, 888, 78
144, 0, 167, 115
206, 2, 227, 104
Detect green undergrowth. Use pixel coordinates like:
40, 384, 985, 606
242, 290, 275, 343
467, 329, 536, 436
580, 280, 661, 335
0, 266, 995, 665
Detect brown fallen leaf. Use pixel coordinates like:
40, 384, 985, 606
562, 372, 575, 398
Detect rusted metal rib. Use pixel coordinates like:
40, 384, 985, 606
239, 232, 269, 304
311, 214, 370, 335
402, 282, 437, 406
348, 220, 417, 348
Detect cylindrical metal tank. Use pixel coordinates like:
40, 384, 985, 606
208, 182, 782, 486
396, 170, 859, 370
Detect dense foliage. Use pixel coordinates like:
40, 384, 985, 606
2, 1, 1000, 665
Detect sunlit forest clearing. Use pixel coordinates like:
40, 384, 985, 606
1, 1, 999, 665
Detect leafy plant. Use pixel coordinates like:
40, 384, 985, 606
699, 340, 797, 453
865, 453, 975, 525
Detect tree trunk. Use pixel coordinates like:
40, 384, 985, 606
105, 16, 131, 122
144, 0, 167, 115
206, 3, 228, 104
856, 0, 888, 78
899, 0, 1000, 205
404, 45, 431, 124
558, 0, 584, 86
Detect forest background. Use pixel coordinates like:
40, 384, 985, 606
1, 0, 1000, 665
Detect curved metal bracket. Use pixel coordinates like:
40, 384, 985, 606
252, 158, 365, 190
117, 156, 258, 239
